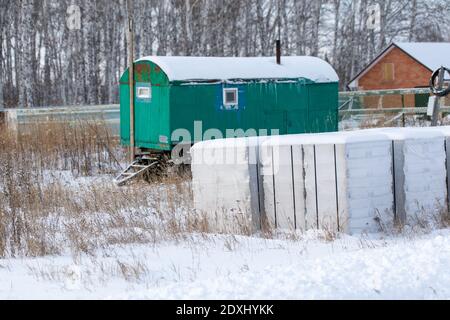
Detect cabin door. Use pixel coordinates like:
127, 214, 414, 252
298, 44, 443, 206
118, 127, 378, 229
134, 82, 171, 150
134, 82, 156, 147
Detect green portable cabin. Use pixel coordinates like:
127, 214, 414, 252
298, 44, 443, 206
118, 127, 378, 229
119, 56, 339, 153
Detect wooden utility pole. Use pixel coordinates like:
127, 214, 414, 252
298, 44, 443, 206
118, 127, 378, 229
431, 67, 445, 127
127, 0, 135, 161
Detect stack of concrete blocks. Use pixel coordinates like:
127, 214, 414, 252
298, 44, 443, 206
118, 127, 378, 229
191, 127, 450, 234
191, 131, 395, 234
191, 136, 267, 234
370, 128, 447, 224
259, 132, 394, 234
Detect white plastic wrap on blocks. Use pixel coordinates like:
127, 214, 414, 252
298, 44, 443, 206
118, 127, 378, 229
260, 146, 276, 229
267, 146, 296, 229
261, 145, 306, 231
302, 145, 318, 230
291, 146, 306, 231
314, 144, 339, 232
301, 144, 339, 232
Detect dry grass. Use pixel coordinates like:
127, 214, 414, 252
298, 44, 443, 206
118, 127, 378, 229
0, 120, 268, 260
3, 119, 450, 261
7, 120, 123, 176
0, 120, 120, 257
0, 120, 203, 259
374, 201, 450, 238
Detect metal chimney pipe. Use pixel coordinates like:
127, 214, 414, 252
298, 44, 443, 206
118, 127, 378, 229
276, 40, 281, 65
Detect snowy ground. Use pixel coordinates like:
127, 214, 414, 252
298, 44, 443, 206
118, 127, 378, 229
2, 171, 450, 300
1, 229, 450, 300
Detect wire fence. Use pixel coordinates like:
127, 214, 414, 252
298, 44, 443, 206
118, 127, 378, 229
339, 88, 450, 130
1, 88, 450, 134
2, 104, 121, 135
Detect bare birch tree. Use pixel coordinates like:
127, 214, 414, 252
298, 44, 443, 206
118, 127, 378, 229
0, 0, 449, 108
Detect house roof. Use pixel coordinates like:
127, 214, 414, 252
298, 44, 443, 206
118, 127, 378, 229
136, 56, 339, 83
348, 42, 450, 88
395, 42, 450, 71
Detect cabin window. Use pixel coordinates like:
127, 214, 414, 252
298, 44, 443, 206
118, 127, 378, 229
137, 86, 151, 99
223, 88, 238, 106
382, 63, 395, 82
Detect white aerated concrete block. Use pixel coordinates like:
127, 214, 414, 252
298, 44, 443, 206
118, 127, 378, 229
373, 128, 447, 223
191, 138, 261, 233
302, 145, 318, 230
341, 140, 394, 233
427, 126, 450, 212
403, 139, 446, 216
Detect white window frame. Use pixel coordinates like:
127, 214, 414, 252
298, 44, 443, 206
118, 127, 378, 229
223, 88, 238, 106
137, 86, 151, 99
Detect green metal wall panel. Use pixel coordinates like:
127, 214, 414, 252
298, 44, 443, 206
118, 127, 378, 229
169, 81, 338, 146
120, 83, 130, 143
308, 83, 339, 132
249, 82, 310, 135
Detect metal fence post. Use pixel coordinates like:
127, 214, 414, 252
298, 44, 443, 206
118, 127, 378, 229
431, 67, 445, 127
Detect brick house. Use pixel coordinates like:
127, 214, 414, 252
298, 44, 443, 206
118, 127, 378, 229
348, 42, 450, 108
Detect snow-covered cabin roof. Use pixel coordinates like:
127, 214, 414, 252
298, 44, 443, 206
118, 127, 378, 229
349, 42, 450, 88
136, 56, 339, 83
